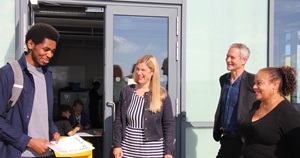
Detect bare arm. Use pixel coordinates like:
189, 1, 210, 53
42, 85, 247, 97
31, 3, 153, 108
68, 126, 80, 136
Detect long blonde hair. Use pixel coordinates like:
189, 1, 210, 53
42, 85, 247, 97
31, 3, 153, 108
133, 55, 167, 113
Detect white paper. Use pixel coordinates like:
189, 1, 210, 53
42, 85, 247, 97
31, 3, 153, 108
76, 132, 94, 137
47, 135, 94, 154
76, 129, 102, 137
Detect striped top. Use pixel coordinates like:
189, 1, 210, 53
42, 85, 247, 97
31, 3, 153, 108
121, 91, 165, 158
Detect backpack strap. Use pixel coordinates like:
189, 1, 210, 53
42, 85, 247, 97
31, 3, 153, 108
4, 61, 24, 118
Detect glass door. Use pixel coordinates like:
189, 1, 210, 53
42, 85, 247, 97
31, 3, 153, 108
104, 5, 180, 158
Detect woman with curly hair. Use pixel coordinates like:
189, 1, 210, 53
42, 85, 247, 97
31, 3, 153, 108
240, 66, 300, 157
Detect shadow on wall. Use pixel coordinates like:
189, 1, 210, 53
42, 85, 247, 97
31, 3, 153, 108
186, 127, 198, 158
185, 126, 221, 157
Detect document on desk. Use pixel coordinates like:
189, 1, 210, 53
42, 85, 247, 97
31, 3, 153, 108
76, 129, 102, 137
47, 135, 95, 154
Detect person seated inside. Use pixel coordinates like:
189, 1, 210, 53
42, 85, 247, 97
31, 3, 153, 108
53, 104, 80, 136
69, 99, 91, 130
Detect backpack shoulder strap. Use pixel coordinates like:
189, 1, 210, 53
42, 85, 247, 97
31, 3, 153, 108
7, 61, 24, 109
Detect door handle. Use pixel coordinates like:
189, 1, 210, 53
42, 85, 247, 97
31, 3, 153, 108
106, 101, 116, 122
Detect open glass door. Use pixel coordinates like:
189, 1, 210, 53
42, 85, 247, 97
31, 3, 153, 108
104, 5, 180, 158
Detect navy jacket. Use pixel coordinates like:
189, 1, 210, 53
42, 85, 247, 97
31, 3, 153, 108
113, 84, 175, 155
213, 71, 256, 141
69, 112, 90, 128
0, 53, 58, 158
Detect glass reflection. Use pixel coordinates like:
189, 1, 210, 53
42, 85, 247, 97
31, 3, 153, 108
113, 15, 168, 103
274, 0, 300, 105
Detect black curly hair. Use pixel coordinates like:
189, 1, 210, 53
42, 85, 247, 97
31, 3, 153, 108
25, 23, 59, 48
260, 66, 297, 96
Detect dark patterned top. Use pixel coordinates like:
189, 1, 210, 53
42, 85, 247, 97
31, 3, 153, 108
121, 91, 164, 158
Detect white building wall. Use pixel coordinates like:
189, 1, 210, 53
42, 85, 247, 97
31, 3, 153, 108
0, 0, 270, 157
0, 0, 15, 65
185, 0, 268, 157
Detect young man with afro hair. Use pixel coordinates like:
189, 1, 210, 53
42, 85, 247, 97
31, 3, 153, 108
0, 23, 61, 158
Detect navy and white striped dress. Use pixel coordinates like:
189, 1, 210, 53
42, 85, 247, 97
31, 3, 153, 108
121, 91, 165, 158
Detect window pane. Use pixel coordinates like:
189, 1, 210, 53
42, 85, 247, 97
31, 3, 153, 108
113, 15, 168, 103
1, 0, 15, 64
274, 0, 300, 105
186, 0, 268, 122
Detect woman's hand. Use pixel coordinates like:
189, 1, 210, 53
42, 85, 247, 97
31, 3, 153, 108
113, 147, 123, 158
164, 154, 173, 158
74, 126, 80, 132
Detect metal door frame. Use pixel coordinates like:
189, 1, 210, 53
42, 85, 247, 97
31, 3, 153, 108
22, 1, 184, 158
104, 4, 182, 158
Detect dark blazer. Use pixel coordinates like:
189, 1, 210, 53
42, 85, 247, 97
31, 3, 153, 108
213, 71, 256, 141
113, 84, 175, 155
69, 112, 90, 128
0, 53, 58, 157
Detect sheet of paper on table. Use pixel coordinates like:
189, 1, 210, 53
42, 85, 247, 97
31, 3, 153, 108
76, 129, 102, 137
47, 135, 94, 154
76, 131, 94, 137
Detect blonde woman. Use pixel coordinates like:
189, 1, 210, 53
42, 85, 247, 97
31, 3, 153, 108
113, 55, 175, 158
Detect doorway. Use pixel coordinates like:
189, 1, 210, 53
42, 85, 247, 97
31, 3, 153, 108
30, 1, 182, 158
34, 3, 105, 119
33, 2, 105, 157
104, 5, 180, 158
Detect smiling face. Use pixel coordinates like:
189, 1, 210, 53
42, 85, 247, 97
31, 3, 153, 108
135, 62, 154, 86
253, 70, 278, 101
226, 47, 247, 72
26, 38, 57, 67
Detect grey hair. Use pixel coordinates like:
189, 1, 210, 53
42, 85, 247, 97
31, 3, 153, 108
230, 43, 250, 59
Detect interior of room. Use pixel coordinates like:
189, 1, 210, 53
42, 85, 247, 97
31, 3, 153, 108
34, 2, 105, 127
